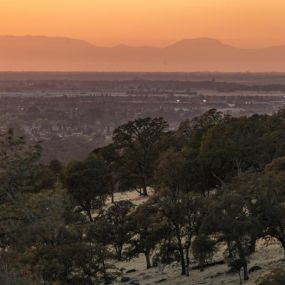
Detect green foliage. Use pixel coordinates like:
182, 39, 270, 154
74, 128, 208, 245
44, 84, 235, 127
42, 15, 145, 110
49, 159, 64, 182
156, 192, 207, 275
201, 192, 259, 281
104, 200, 135, 260
239, 171, 285, 250
128, 201, 165, 268
87, 209, 132, 277
155, 149, 187, 194
49, 159, 63, 175
199, 115, 276, 178
0, 129, 119, 284
35, 243, 112, 284
33, 164, 57, 191
113, 117, 168, 195
0, 129, 42, 200
65, 154, 111, 220
192, 235, 216, 270
92, 144, 121, 202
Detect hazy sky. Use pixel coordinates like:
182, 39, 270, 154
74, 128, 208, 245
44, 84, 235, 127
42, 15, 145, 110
1, 0, 285, 47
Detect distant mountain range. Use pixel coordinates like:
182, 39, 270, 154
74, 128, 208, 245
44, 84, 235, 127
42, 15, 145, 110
1, 36, 285, 72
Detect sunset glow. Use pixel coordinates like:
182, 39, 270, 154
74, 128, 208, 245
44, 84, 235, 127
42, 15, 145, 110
1, 0, 285, 47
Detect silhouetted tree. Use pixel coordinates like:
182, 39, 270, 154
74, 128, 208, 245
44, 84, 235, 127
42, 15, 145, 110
113, 117, 168, 196
65, 154, 110, 221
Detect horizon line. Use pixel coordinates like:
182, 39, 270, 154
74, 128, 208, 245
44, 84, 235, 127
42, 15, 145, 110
2, 35, 285, 50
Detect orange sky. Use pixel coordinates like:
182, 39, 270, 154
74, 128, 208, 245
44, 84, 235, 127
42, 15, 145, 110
1, 0, 285, 48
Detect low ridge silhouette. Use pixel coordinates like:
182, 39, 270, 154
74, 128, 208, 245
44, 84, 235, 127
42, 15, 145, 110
1, 36, 285, 71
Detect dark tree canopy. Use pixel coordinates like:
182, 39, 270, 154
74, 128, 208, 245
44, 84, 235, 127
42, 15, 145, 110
113, 117, 168, 195
65, 154, 111, 221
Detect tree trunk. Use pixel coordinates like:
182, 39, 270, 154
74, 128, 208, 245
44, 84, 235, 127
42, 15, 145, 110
236, 240, 248, 281
278, 237, 285, 255
142, 181, 148, 196
227, 239, 233, 258
102, 258, 107, 280
142, 186, 148, 196
199, 259, 205, 272
238, 270, 242, 284
111, 188, 115, 203
243, 263, 249, 281
87, 210, 93, 222
178, 247, 186, 275
116, 245, 123, 261
141, 170, 148, 196
185, 247, 190, 276
249, 237, 256, 253
112, 173, 120, 203
145, 252, 151, 269
175, 228, 186, 275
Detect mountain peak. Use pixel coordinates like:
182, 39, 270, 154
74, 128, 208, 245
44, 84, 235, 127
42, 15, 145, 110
166, 38, 228, 49
0, 35, 95, 49
1, 35, 285, 71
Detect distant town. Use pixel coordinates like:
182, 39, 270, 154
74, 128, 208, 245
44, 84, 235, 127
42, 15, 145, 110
1, 72, 285, 162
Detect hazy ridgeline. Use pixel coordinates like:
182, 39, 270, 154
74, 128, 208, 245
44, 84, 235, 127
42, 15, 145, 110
4, 37, 285, 72
1, 109, 285, 284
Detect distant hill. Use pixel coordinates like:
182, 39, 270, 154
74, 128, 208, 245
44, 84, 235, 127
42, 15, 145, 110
1, 36, 285, 71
